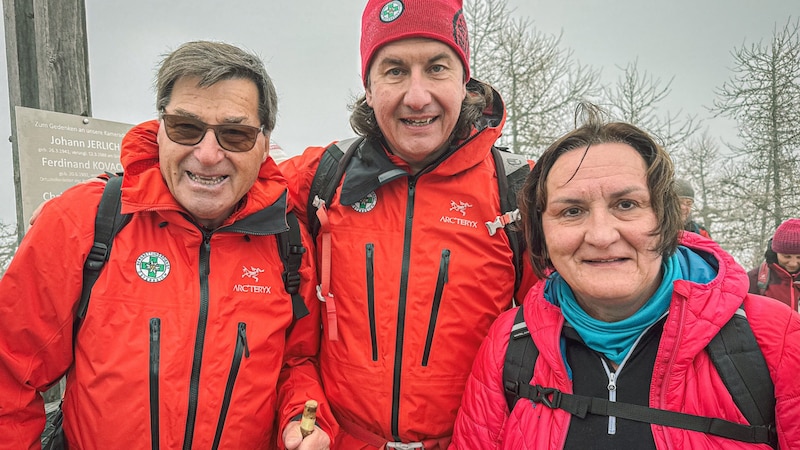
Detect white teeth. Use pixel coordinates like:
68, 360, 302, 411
403, 118, 434, 126
187, 172, 227, 185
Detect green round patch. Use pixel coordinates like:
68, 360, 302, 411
380, 0, 404, 23
136, 251, 171, 283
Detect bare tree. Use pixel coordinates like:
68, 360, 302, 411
465, 0, 600, 158
0, 221, 18, 278
712, 17, 800, 243
601, 59, 701, 150
671, 130, 722, 232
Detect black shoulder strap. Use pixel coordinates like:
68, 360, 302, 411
707, 308, 776, 436
307, 137, 363, 238
502, 305, 538, 412
491, 147, 529, 295
505, 308, 777, 448
77, 175, 131, 321
277, 211, 310, 320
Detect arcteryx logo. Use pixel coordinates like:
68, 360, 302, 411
233, 265, 273, 294
440, 200, 479, 229
450, 200, 472, 216
242, 266, 264, 282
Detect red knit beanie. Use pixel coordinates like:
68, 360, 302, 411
772, 218, 800, 254
360, 0, 470, 85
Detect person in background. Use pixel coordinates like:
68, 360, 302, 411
675, 178, 711, 239
748, 218, 800, 311
0, 41, 334, 450
450, 103, 800, 449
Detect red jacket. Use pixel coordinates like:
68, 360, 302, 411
748, 262, 800, 311
0, 121, 334, 449
450, 232, 800, 449
279, 88, 537, 449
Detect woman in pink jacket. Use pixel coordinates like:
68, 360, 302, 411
450, 103, 800, 449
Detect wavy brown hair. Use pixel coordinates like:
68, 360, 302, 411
519, 103, 682, 278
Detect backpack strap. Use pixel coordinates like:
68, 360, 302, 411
756, 262, 770, 295
706, 307, 776, 445
488, 147, 529, 295
77, 174, 131, 321
308, 137, 363, 341
505, 307, 777, 448
277, 211, 310, 320
521, 384, 775, 446
307, 137, 363, 239
502, 305, 538, 412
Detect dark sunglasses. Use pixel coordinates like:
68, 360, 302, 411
160, 113, 265, 152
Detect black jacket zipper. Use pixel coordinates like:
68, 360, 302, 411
422, 249, 450, 366
150, 318, 161, 450
212, 322, 250, 449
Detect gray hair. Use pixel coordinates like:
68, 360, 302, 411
155, 41, 277, 133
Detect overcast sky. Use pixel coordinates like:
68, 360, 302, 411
1, 1, 796, 224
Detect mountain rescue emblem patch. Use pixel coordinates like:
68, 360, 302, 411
136, 251, 171, 283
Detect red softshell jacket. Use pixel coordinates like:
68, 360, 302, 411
0, 121, 335, 449
279, 85, 538, 449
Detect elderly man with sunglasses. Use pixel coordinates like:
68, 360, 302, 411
0, 41, 334, 450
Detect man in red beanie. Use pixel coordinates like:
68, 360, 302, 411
748, 218, 800, 310
278, 0, 537, 448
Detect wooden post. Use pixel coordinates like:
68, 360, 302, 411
3, 0, 91, 402
3, 0, 91, 242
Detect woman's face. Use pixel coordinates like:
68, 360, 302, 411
542, 143, 664, 322
776, 253, 800, 274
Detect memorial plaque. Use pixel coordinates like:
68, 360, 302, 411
14, 106, 133, 231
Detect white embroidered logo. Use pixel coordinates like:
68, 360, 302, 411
450, 200, 473, 216
242, 266, 265, 282
441, 200, 479, 229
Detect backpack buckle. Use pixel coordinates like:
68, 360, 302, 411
386, 442, 424, 449
85, 242, 110, 270
485, 209, 521, 236
533, 385, 561, 409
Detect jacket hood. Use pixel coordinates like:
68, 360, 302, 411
118, 120, 289, 228
471, 78, 506, 132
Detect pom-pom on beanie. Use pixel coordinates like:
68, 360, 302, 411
772, 218, 800, 255
360, 0, 470, 85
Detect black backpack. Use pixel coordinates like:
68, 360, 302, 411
502, 305, 777, 448
78, 174, 309, 323
305, 138, 530, 294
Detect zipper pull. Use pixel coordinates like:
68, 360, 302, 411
606, 369, 617, 435
238, 323, 250, 358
